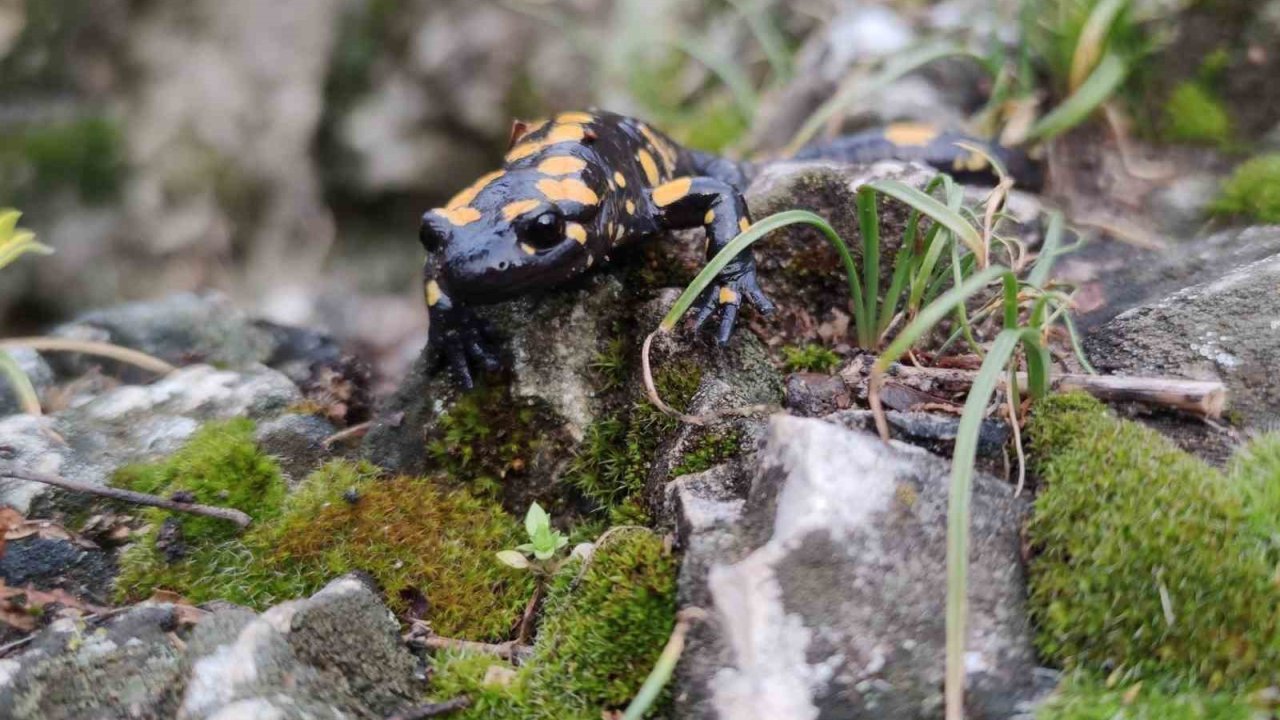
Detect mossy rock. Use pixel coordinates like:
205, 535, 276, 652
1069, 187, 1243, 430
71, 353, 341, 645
428, 529, 678, 718
1212, 154, 1280, 224
1026, 393, 1280, 692
117, 450, 534, 641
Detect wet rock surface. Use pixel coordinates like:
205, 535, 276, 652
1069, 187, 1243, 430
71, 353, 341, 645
669, 415, 1046, 720
0, 575, 421, 720
1085, 253, 1280, 429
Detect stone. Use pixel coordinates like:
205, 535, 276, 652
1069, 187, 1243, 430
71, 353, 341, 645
0, 536, 116, 606
672, 414, 1044, 719
0, 576, 421, 720
1085, 253, 1280, 429
49, 293, 278, 377
254, 414, 337, 487
0, 364, 300, 514
179, 575, 420, 719
0, 348, 53, 417
785, 372, 852, 416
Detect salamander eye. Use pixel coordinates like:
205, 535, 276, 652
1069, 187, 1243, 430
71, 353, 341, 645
523, 210, 565, 251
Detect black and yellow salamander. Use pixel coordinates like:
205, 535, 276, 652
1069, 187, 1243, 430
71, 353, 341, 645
418, 111, 1038, 387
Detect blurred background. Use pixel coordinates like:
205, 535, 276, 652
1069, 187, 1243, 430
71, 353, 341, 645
0, 0, 1275, 384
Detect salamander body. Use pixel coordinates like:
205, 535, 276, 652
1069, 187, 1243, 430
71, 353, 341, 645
418, 110, 1037, 387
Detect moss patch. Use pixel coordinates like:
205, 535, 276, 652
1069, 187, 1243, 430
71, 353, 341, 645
117, 455, 533, 640
427, 385, 568, 502
428, 530, 678, 718
114, 419, 286, 543
1037, 677, 1261, 720
1211, 154, 1280, 224
1026, 394, 1280, 692
564, 360, 703, 523
1162, 82, 1233, 146
672, 427, 742, 476
781, 344, 841, 373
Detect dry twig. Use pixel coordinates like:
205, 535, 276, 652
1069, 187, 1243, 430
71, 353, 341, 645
0, 469, 251, 528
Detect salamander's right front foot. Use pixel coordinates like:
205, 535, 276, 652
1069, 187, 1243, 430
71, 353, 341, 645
428, 294, 501, 390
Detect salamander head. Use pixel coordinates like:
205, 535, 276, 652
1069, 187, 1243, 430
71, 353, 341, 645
420, 196, 593, 303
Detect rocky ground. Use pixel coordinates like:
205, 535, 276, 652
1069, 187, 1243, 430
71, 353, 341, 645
2, 0, 1280, 718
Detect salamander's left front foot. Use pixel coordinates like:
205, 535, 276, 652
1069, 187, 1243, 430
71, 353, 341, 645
691, 264, 775, 345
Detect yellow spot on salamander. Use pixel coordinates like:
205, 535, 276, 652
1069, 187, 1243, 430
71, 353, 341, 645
652, 177, 692, 207
953, 150, 989, 172
425, 280, 442, 307
536, 177, 598, 205
739, 217, 751, 233
557, 111, 595, 124
505, 124, 586, 162
445, 170, 503, 210
613, 171, 626, 188
585, 254, 594, 267
520, 242, 537, 255
883, 123, 942, 147
537, 156, 587, 176
625, 200, 636, 214
637, 149, 660, 185
704, 209, 715, 224
434, 206, 481, 226
639, 125, 678, 171
502, 199, 542, 221
566, 222, 588, 245
718, 287, 739, 305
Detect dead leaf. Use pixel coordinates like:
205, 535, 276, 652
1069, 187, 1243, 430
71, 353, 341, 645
0, 580, 109, 632
146, 590, 209, 626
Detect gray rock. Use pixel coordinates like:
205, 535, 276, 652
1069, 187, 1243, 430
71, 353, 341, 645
0, 348, 53, 417
825, 409, 1012, 462
0, 364, 301, 514
180, 575, 419, 719
673, 415, 1043, 719
49, 293, 278, 377
0, 576, 420, 720
785, 372, 852, 416
0, 536, 116, 606
254, 414, 337, 487
1085, 253, 1280, 429
1064, 225, 1280, 330
0, 604, 188, 719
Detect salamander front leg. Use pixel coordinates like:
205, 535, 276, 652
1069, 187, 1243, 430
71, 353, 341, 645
649, 176, 775, 344
423, 270, 501, 390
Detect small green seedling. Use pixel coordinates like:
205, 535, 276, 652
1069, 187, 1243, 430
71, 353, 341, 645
497, 502, 571, 573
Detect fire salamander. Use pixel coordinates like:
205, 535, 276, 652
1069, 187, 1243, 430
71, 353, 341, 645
419, 111, 1038, 387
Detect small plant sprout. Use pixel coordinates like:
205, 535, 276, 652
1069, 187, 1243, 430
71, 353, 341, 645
497, 502, 572, 573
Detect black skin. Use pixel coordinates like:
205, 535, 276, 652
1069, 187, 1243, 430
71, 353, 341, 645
419, 111, 1039, 388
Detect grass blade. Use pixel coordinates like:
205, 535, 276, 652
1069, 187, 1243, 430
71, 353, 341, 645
858, 187, 881, 349
943, 328, 1023, 720
875, 266, 1006, 371
658, 210, 863, 335
621, 610, 701, 720
1026, 52, 1128, 141
669, 38, 760, 118
726, 0, 792, 82
868, 180, 986, 264
0, 349, 41, 415
1069, 0, 1129, 92
1027, 210, 1066, 288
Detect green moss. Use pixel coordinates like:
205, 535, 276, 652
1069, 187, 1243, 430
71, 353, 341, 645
1037, 677, 1260, 720
588, 335, 629, 393
1026, 394, 1280, 691
0, 117, 125, 204
1162, 82, 1233, 146
429, 530, 678, 718
114, 419, 285, 543
117, 459, 533, 640
564, 361, 703, 522
1228, 433, 1280, 545
672, 428, 742, 476
1212, 154, 1280, 224
781, 344, 841, 373
427, 385, 564, 499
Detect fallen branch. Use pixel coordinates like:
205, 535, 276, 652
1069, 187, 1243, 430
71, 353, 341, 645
0, 469, 252, 528
419, 635, 533, 664
387, 696, 472, 720
858, 363, 1226, 419
322, 420, 372, 448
